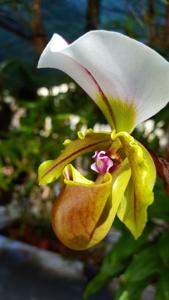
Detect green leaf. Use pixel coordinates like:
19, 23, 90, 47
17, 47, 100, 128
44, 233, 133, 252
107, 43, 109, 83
83, 230, 147, 299
156, 269, 169, 300
157, 231, 169, 267
149, 178, 169, 221
118, 291, 129, 300
123, 248, 159, 283
117, 281, 147, 300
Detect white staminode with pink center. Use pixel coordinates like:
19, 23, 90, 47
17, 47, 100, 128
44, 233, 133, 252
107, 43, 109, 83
91, 150, 114, 174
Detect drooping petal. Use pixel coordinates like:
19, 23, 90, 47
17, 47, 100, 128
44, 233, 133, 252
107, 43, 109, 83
38, 130, 112, 185
87, 159, 131, 248
51, 163, 131, 250
115, 132, 156, 239
38, 31, 169, 132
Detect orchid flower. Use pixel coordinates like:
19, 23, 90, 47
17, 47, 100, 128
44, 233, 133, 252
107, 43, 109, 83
38, 30, 169, 250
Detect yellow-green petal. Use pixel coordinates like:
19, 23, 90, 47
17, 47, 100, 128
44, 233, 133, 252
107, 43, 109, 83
38, 130, 112, 185
97, 95, 136, 133
116, 132, 156, 239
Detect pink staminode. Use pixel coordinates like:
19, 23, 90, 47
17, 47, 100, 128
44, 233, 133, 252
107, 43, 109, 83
91, 150, 114, 175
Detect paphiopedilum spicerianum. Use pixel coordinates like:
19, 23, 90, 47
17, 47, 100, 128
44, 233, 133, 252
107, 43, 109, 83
38, 30, 169, 250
